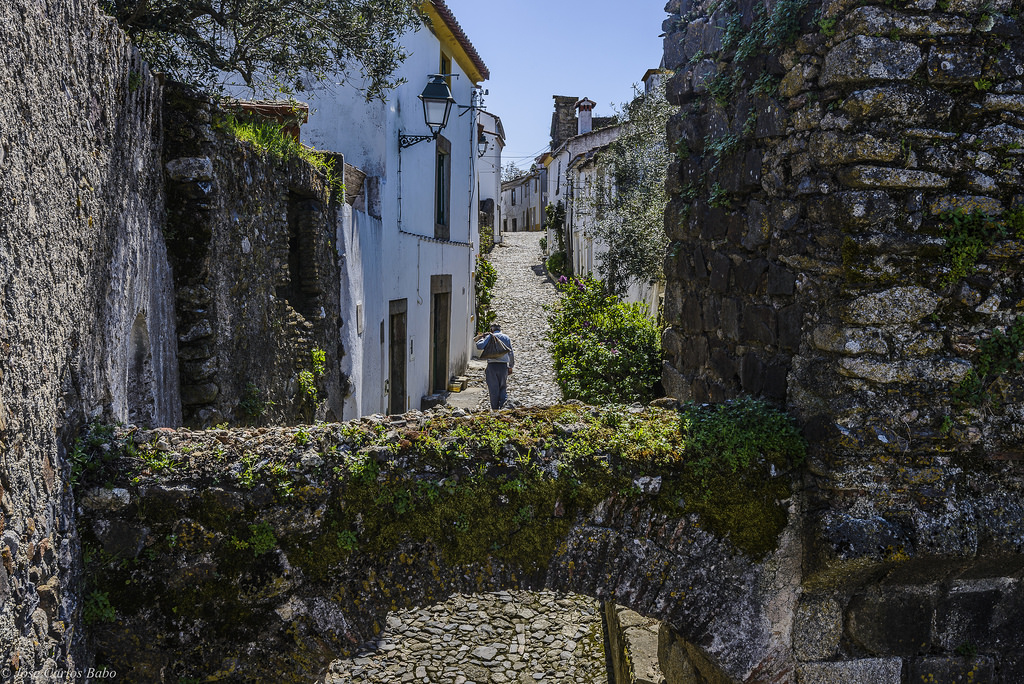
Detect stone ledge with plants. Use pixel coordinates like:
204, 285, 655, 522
74, 398, 805, 681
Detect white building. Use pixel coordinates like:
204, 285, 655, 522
477, 109, 505, 247
539, 97, 620, 274
500, 167, 546, 233
300, 0, 490, 417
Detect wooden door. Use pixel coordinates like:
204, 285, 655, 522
388, 299, 407, 415
431, 292, 450, 393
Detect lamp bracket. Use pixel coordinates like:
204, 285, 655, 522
399, 133, 435, 149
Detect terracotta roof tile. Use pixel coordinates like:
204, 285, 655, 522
429, 0, 490, 81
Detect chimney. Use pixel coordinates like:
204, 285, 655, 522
576, 98, 596, 136
550, 95, 578, 149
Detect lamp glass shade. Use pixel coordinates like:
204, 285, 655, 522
477, 138, 488, 156
419, 75, 455, 132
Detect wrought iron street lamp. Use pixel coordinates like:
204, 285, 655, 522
399, 74, 456, 148
477, 136, 489, 158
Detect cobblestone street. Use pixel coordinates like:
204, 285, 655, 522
324, 591, 606, 684
457, 231, 563, 409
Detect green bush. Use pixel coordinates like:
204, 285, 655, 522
546, 277, 661, 403
546, 250, 568, 278
475, 256, 498, 333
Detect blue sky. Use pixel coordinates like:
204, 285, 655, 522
441, 1, 669, 165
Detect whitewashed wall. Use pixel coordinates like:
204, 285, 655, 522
303, 26, 480, 416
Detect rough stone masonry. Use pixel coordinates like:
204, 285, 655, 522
660, 0, 1024, 680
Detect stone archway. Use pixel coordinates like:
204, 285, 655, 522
76, 404, 804, 683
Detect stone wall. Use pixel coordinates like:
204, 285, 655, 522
0, 0, 177, 676
162, 86, 347, 427
659, 0, 1024, 680
661, 0, 1024, 460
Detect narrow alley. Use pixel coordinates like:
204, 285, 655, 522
323, 233, 611, 683
453, 231, 562, 410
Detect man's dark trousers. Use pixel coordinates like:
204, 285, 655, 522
485, 362, 508, 410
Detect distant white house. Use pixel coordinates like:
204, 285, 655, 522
296, 0, 489, 417
499, 167, 546, 233
477, 108, 505, 246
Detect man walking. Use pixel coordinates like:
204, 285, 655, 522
474, 323, 515, 410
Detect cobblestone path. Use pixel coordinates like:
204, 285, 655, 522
465, 231, 562, 408
323, 591, 607, 683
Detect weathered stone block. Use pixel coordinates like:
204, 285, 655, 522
719, 148, 763, 194
928, 47, 985, 86
809, 191, 899, 229
963, 171, 999, 194
166, 156, 215, 182
907, 656, 995, 683
778, 304, 804, 350
838, 358, 971, 384
821, 37, 922, 86
699, 205, 729, 240
842, 86, 953, 123
848, 587, 935, 655
720, 298, 741, 342
690, 244, 709, 281
837, 165, 949, 190
710, 348, 737, 384
657, 623, 701, 684
928, 195, 1004, 216
779, 64, 811, 99
797, 658, 902, 684
682, 296, 703, 334
835, 6, 972, 41
935, 586, 1001, 651
709, 252, 731, 292
743, 305, 776, 345
662, 361, 690, 402
811, 325, 888, 355
702, 295, 721, 332
810, 132, 902, 166
793, 595, 843, 660
977, 124, 1024, 151
734, 258, 768, 294
754, 97, 787, 138
767, 264, 796, 296
665, 198, 691, 241
740, 353, 766, 394
1000, 651, 1024, 683
843, 286, 940, 325
178, 318, 214, 343
765, 361, 789, 399
664, 31, 688, 76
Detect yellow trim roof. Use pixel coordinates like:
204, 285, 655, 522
420, 1, 489, 84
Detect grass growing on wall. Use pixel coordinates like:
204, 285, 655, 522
223, 116, 345, 199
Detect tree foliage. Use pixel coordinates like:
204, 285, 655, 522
501, 162, 530, 184
100, 0, 424, 98
591, 83, 674, 296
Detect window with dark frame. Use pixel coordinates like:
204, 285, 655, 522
440, 52, 452, 87
434, 134, 451, 240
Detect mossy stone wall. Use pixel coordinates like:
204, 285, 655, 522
76, 404, 805, 682
661, 0, 1024, 461
163, 85, 347, 428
